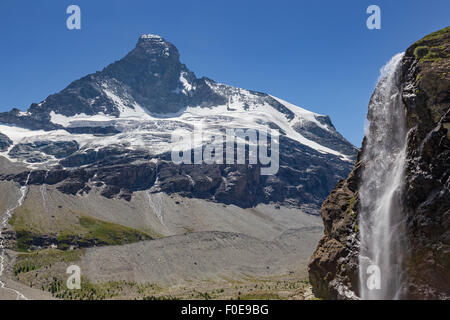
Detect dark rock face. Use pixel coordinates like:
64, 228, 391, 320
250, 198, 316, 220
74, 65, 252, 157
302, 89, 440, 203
308, 151, 362, 299
155, 136, 350, 210
401, 27, 450, 299
0, 134, 351, 211
0, 108, 60, 131
65, 126, 120, 135
293, 117, 356, 159
8, 140, 79, 163
102, 35, 227, 114
0, 132, 12, 151
308, 27, 450, 299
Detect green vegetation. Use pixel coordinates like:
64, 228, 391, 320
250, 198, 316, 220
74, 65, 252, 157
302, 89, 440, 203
414, 26, 450, 44
413, 45, 447, 62
346, 195, 357, 221
346, 195, 359, 233
14, 230, 37, 252
14, 248, 161, 300
58, 215, 153, 248
237, 293, 284, 300
414, 46, 429, 59
348, 196, 356, 215
14, 250, 314, 299
8, 207, 31, 229
143, 295, 178, 300
53, 279, 161, 300
8, 207, 41, 251
14, 249, 83, 276
11, 210, 153, 251
412, 27, 449, 63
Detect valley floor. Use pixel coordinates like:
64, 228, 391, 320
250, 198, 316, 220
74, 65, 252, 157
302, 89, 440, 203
1, 249, 315, 300
0, 182, 323, 300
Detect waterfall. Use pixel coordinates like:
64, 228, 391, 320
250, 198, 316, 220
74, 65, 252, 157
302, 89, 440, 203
358, 53, 409, 300
0, 172, 31, 300
40, 170, 49, 214
147, 192, 169, 233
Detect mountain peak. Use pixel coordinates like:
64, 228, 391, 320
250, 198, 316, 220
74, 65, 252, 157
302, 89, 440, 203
0, 34, 356, 163
131, 33, 179, 60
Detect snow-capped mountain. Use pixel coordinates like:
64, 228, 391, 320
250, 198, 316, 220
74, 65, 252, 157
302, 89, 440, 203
0, 34, 357, 212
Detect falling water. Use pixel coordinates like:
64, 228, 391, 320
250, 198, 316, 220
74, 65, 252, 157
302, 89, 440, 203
0, 172, 31, 300
147, 192, 169, 233
358, 53, 409, 300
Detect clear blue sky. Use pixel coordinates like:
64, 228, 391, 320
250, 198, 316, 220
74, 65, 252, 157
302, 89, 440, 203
0, 0, 448, 146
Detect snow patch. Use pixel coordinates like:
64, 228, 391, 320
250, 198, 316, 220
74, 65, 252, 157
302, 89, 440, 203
270, 96, 330, 130
140, 34, 162, 40
102, 86, 152, 120
50, 111, 115, 126
179, 72, 195, 94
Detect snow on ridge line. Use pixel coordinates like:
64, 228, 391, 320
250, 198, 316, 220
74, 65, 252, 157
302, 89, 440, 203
102, 87, 154, 119
204, 79, 331, 131
269, 95, 330, 131
0, 124, 65, 144
50, 111, 116, 126
196, 81, 346, 158
179, 72, 195, 94
173, 98, 349, 161
0, 124, 104, 149
270, 95, 322, 117
140, 34, 163, 39
47, 112, 347, 161
14, 85, 349, 162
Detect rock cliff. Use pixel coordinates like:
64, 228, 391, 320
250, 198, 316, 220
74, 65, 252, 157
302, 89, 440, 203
308, 26, 450, 300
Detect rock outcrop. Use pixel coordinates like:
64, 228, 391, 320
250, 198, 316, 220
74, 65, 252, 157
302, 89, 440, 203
308, 26, 450, 299
0, 132, 12, 151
